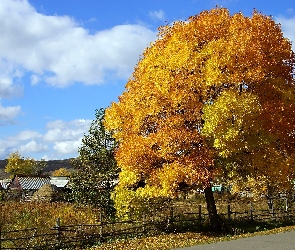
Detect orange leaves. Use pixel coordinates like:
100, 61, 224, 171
253, 80, 295, 154
104, 7, 295, 214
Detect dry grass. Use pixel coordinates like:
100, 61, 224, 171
88, 195, 295, 250
1, 195, 293, 249
89, 224, 295, 250
0, 201, 100, 233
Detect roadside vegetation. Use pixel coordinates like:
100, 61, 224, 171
0, 202, 100, 233
89, 224, 295, 250
1, 192, 295, 249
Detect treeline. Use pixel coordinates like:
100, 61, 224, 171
0, 159, 74, 178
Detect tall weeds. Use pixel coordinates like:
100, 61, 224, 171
0, 201, 100, 233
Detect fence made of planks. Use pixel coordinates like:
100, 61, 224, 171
1, 201, 295, 249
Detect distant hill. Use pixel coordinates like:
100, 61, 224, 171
0, 160, 8, 179
0, 159, 7, 170
0, 159, 75, 179
42, 159, 74, 173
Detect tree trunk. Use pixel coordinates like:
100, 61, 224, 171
204, 185, 221, 231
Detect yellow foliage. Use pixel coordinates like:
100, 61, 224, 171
5, 152, 45, 177
202, 90, 264, 156
52, 167, 71, 177
105, 7, 295, 217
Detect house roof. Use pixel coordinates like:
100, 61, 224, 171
0, 179, 11, 189
50, 176, 69, 188
10, 175, 51, 190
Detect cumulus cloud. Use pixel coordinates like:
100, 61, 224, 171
19, 140, 48, 153
149, 10, 165, 21
11, 130, 42, 141
53, 140, 82, 155
0, 76, 23, 99
0, 103, 21, 125
275, 15, 295, 48
0, 130, 44, 157
0, 118, 92, 159
0, 0, 157, 87
0, 148, 7, 159
43, 119, 92, 142
42, 119, 92, 158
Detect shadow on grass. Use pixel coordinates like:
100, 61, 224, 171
164, 216, 295, 238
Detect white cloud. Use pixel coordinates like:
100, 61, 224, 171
275, 15, 295, 49
19, 140, 48, 153
43, 119, 92, 142
0, 76, 23, 99
0, 0, 157, 87
0, 103, 21, 125
0, 147, 7, 159
53, 140, 82, 155
149, 10, 165, 21
0, 117, 92, 159
30, 74, 40, 85
0, 139, 16, 150
0, 130, 44, 157
13, 130, 42, 141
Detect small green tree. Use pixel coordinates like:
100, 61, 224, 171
70, 108, 119, 217
5, 152, 47, 177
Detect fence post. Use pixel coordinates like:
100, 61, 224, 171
170, 206, 174, 227
271, 200, 274, 217
166, 206, 174, 232
99, 212, 103, 237
268, 198, 274, 217
198, 204, 202, 229
285, 198, 288, 212
142, 212, 146, 233
170, 206, 174, 220
227, 204, 231, 223
249, 202, 253, 222
56, 218, 61, 248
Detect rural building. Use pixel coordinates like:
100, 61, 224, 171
9, 175, 51, 201
0, 179, 11, 189
9, 175, 51, 191
49, 176, 69, 188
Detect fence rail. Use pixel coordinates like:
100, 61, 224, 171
1, 203, 295, 249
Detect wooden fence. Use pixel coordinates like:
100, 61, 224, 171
1, 202, 295, 249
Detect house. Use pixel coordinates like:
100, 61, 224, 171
0, 179, 11, 190
9, 175, 51, 192
50, 176, 69, 188
7, 175, 51, 201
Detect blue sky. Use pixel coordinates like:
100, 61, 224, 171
0, 0, 294, 160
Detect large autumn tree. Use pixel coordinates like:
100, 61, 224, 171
105, 8, 295, 230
